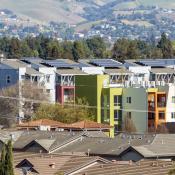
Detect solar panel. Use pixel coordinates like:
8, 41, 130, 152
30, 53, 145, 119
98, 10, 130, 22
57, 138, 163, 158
90, 59, 123, 67
138, 59, 175, 66
42, 60, 73, 68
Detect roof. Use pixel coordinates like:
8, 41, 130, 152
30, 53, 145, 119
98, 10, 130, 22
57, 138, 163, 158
56, 69, 87, 75
13, 130, 83, 152
2, 59, 28, 69
74, 160, 175, 175
25, 67, 43, 76
64, 120, 112, 130
104, 68, 132, 75
150, 68, 175, 74
18, 119, 65, 128
15, 155, 109, 175
130, 134, 175, 158
54, 133, 155, 155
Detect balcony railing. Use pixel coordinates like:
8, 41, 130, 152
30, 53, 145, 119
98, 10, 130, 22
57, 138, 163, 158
157, 102, 166, 107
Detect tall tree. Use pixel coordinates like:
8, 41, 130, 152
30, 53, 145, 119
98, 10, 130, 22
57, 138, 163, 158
157, 33, 174, 58
0, 144, 6, 175
72, 41, 86, 61
86, 36, 107, 58
5, 140, 14, 175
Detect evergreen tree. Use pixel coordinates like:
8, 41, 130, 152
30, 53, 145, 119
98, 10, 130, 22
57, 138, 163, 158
0, 144, 6, 175
72, 41, 86, 61
5, 140, 14, 175
86, 36, 107, 58
157, 33, 174, 58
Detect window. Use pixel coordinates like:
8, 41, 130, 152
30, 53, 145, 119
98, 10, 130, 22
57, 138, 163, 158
172, 96, 175, 103
46, 75, 50, 83
171, 112, 175, 119
114, 110, 122, 121
114, 95, 122, 106
126, 97, 131, 104
6, 75, 11, 84
46, 89, 50, 94
159, 111, 165, 120
114, 110, 118, 120
126, 112, 131, 119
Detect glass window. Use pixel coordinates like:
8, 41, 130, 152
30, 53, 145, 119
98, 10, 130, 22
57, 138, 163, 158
171, 112, 175, 119
159, 111, 165, 120
127, 97, 131, 104
46, 75, 50, 83
172, 96, 175, 103
114, 95, 122, 106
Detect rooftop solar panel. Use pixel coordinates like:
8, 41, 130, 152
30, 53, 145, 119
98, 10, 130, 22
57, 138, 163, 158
89, 59, 123, 67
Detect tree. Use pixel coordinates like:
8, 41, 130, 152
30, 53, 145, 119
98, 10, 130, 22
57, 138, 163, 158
61, 41, 74, 60
157, 33, 174, 58
72, 41, 86, 61
5, 140, 14, 175
0, 144, 6, 175
34, 98, 95, 123
169, 168, 175, 175
0, 141, 14, 175
123, 116, 137, 133
8, 37, 21, 59
86, 36, 107, 58
0, 81, 49, 127
112, 39, 141, 61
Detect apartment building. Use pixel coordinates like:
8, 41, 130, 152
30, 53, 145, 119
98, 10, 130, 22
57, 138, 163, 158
1, 57, 175, 135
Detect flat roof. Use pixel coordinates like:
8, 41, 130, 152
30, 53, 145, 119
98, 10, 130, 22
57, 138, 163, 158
150, 68, 175, 74
25, 67, 43, 76
56, 69, 87, 75
105, 68, 133, 75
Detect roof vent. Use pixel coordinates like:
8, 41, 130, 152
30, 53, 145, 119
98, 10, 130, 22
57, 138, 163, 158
49, 163, 55, 169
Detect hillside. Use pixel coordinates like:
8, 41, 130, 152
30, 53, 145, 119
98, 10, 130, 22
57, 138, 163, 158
0, 0, 175, 25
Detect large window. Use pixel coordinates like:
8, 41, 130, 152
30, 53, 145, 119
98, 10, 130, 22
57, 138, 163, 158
114, 95, 122, 106
171, 112, 175, 119
114, 110, 122, 121
159, 111, 165, 120
126, 97, 131, 104
172, 96, 175, 103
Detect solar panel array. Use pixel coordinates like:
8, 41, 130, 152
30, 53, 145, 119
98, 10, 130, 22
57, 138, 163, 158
42, 60, 73, 68
90, 59, 123, 68
42, 60, 91, 68
138, 59, 175, 67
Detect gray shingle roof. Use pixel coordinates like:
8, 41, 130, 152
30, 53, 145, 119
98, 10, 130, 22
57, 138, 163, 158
132, 134, 175, 157
53, 133, 155, 156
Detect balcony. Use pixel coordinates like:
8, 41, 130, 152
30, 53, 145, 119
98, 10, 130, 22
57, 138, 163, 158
157, 102, 166, 108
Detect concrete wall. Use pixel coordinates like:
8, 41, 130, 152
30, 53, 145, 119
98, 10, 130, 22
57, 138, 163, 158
122, 88, 148, 133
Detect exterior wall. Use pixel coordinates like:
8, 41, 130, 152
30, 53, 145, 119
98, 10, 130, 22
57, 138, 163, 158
81, 67, 104, 75
56, 85, 75, 104
122, 88, 148, 133
39, 67, 56, 103
75, 75, 98, 117
160, 85, 175, 122
0, 68, 19, 89
101, 88, 123, 136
